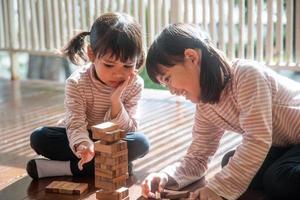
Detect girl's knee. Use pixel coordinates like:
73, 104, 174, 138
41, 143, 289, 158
262, 167, 295, 199
127, 132, 150, 159
30, 127, 47, 151
133, 132, 150, 156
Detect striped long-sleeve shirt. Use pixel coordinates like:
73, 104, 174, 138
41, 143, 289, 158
59, 64, 144, 154
161, 59, 300, 200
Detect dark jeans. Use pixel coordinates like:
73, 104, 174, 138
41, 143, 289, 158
224, 145, 300, 200
30, 126, 150, 177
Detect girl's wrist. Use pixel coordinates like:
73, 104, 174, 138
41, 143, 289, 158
110, 100, 122, 118
111, 99, 122, 107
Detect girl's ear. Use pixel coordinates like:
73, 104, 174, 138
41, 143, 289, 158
184, 48, 201, 65
87, 46, 96, 62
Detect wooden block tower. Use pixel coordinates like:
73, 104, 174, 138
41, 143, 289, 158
91, 122, 130, 200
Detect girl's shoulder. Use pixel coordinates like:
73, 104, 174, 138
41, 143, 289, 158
231, 59, 274, 81
133, 74, 144, 87
127, 74, 144, 91
122, 74, 144, 98
66, 64, 91, 85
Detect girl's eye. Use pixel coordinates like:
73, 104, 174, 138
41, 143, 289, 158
104, 64, 114, 68
124, 65, 134, 69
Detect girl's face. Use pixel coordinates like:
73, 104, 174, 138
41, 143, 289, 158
156, 49, 201, 103
90, 51, 137, 88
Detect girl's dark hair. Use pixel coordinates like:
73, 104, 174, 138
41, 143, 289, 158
63, 12, 144, 69
146, 23, 232, 104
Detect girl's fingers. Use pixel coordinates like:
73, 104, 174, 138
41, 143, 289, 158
142, 179, 155, 198
141, 180, 150, 197
78, 159, 84, 170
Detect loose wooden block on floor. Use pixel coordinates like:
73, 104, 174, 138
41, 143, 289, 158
45, 181, 88, 195
96, 187, 129, 200
161, 189, 190, 199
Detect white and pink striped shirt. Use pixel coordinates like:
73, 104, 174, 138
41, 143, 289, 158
162, 59, 300, 200
60, 64, 144, 154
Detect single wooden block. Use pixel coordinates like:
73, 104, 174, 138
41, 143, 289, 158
95, 161, 128, 171
91, 122, 119, 139
95, 164, 128, 179
93, 129, 127, 142
96, 149, 128, 158
45, 181, 88, 195
161, 189, 190, 199
95, 176, 126, 190
97, 174, 128, 184
115, 187, 129, 199
96, 187, 129, 200
95, 152, 128, 166
94, 140, 127, 154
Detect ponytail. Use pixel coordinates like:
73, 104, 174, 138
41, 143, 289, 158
63, 31, 90, 65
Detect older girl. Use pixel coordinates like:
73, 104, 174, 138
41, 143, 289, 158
142, 23, 300, 200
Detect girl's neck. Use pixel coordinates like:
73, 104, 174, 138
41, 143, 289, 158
92, 64, 106, 85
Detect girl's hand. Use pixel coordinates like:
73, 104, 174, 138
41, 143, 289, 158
189, 186, 223, 200
141, 172, 168, 198
110, 71, 137, 104
75, 141, 95, 170
110, 71, 137, 118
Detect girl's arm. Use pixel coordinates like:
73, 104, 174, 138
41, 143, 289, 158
64, 78, 93, 156
161, 105, 224, 190
104, 75, 144, 132
207, 64, 273, 200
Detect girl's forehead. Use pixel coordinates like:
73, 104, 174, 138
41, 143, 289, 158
101, 53, 137, 64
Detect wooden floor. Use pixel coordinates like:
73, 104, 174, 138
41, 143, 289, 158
0, 79, 265, 200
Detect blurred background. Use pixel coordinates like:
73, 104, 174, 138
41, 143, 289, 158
0, 0, 300, 87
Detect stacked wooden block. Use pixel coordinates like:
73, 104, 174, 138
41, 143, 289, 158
91, 122, 129, 200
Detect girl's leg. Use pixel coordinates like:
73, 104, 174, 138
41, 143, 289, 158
221, 146, 290, 193
30, 126, 76, 160
248, 146, 290, 190
125, 131, 150, 175
28, 126, 81, 178
124, 131, 150, 162
262, 144, 300, 200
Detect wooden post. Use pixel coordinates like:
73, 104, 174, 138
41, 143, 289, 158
296, 0, 300, 66
247, 0, 254, 60
10, 52, 19, 80
266, 0, 274, 64
257, 0, 263, 62
227, 0, 234, 60
8, 0, 19, 80
285, 0, 293, 64
238, 0, 244, 58
218, 0, 224, 51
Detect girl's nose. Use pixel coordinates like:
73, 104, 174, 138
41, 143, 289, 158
169, 86, 176, 95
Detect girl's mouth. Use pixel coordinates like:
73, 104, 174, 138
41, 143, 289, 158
109, 80, 124, 87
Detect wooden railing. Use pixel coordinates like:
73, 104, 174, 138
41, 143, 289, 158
0, 0, 300, 80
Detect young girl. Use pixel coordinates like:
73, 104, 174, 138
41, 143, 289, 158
26, 12, 149, 179
141, 23, 300, 200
